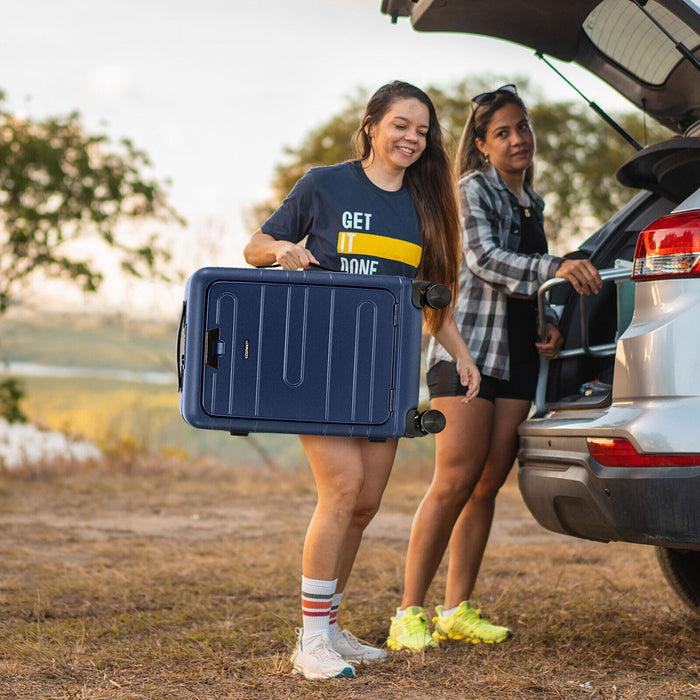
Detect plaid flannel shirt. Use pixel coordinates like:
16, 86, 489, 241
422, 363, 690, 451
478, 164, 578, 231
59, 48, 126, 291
427, 166, 562, 381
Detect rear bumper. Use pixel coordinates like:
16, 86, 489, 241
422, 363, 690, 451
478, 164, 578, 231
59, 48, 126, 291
517, 404, 700, 548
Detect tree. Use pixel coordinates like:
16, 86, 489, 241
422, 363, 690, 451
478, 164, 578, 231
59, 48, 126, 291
0, 92, 184, 313
247, 80, 671, 248
530, 102, 671, 244
0, 377, 26, 423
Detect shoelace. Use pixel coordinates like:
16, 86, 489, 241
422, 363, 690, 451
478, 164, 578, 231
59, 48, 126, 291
460, 609, 505, 633
305, 634, 345, 661
468, 608, 483, 620
338, 629, 362, 650
402, 613, 429, 636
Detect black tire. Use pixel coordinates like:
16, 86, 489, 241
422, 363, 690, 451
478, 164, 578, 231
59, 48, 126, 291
423, 283, 452, 310
418, 409, 446, 434
656, 546, 700, 616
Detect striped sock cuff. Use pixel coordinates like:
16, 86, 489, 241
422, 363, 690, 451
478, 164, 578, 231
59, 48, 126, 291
301, 577, 336, 637
329, 591, 344, 630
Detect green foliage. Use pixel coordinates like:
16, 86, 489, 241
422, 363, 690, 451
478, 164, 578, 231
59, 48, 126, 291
530, 102, 671, 242
248, 79, 672, 246
0, 377, 27, 423
0, 98, 185, 313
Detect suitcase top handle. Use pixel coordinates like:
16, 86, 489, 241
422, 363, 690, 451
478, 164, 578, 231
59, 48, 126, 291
259, 267, 451, 310
259, 262, 340, 272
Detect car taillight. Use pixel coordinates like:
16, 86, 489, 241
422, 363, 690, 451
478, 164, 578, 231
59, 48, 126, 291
632, 211, 700, 280
587, 437, 700, 467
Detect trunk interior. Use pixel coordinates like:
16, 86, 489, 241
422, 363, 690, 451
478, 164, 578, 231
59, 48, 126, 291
543, 138, 700, 409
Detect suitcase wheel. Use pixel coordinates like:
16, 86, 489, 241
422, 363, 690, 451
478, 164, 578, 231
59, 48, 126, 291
411, 280, 452, 310
423, 284, 452, 310
418, 409, 447, 434
404, 408, 446, 437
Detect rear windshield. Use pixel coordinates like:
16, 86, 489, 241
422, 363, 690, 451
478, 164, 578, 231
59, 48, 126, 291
583, 0, 700, 85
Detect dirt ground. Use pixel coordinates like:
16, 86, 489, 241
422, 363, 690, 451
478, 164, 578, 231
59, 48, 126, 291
1, 459, 699, 699
0, 467, 555, 547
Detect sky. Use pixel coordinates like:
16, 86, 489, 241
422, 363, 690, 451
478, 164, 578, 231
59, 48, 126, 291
2, 0, 644, 315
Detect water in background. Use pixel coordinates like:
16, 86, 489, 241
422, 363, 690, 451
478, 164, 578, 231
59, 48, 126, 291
0, 310, 435, 470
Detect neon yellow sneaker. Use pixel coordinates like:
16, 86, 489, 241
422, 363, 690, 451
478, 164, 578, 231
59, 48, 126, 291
386, 606, 438, 652
432, 601, 512, 644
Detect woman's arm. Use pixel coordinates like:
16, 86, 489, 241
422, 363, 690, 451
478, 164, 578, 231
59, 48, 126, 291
243, 231, 319, 270
463, 175, 602, 297
432, 313, 481, 403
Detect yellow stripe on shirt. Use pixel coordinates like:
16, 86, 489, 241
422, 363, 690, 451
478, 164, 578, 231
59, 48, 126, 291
337, 231, 422, 268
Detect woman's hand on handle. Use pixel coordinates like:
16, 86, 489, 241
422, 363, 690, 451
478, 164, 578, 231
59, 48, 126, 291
273, 240, 320, 270
536, 322, 564, 360
243, 230, 319, 269
555, 259, 603, 295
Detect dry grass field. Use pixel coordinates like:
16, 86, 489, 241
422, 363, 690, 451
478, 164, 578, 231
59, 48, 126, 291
1, 453, 699, 699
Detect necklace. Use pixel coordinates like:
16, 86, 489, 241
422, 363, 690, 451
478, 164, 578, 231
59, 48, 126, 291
511, 187, 532, 218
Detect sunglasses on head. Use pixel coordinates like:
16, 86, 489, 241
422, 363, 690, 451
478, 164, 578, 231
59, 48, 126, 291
472, 84, 518, 106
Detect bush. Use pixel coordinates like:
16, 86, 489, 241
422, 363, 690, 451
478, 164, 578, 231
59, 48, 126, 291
0, 377, 27, 423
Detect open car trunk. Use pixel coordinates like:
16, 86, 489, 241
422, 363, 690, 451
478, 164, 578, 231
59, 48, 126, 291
537, 136, 700, 413
381, 0, 700, 134
380, 0, 700, 410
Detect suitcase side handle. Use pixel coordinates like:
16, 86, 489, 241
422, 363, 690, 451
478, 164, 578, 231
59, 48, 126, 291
176, 301, 186, 392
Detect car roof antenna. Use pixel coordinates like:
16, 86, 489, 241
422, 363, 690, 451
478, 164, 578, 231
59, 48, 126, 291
536, 52, 643, 151
629, 0, 700, 73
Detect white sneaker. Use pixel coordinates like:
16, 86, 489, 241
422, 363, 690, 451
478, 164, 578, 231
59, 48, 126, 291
330, 628, 388, 664
290, 629, 355, 680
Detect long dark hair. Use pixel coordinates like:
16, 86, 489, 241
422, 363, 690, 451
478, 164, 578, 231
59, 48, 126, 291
455, 88, 534, 184
353, 81, 460, 335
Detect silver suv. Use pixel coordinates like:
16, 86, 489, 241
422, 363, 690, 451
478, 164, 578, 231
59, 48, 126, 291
381, 0, 700, 614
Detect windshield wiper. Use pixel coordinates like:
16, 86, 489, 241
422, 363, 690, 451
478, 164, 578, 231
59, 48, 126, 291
536, 52, 644, 151
629, 0, 700, 73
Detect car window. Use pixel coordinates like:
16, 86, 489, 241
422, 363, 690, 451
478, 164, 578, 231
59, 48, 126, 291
583, 0, 700, 85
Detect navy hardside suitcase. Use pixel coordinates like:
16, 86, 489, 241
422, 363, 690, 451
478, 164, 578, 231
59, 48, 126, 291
177, 267, 449, 439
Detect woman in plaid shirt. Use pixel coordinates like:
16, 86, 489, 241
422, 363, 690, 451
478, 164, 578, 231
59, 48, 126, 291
388, 85, 602, 652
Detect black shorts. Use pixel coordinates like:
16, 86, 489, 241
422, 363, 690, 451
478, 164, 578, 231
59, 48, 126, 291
426, 358, 538, 404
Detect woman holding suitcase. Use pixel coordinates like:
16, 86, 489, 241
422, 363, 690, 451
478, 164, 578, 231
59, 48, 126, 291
244, 80, 480, 680
386, 84, 603, 652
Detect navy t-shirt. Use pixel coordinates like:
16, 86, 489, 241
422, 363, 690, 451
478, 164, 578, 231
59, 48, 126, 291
261, 161, 423, 278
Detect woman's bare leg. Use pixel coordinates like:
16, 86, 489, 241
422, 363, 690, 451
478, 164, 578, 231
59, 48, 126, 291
399, 396, 493, 609
334, 438, 397, 593
300, 436, 397, 586
300, 435, 367, 582
443, 397, 531, 608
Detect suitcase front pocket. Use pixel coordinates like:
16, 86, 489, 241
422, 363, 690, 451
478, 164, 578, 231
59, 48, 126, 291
201, 281, 397, 426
